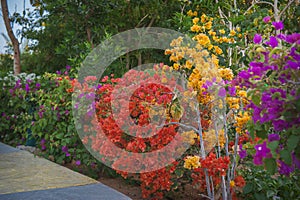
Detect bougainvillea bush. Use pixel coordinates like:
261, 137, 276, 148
0, 72, 44, 144
0, 67, 103, 177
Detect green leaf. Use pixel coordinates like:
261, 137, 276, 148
268, 141, 279, 151
287, 135, 300, 151
268, 141, 279, 157
256, 129, 267, 139
247, 121, 255, 139
174, 168, 184, 178
267, 190, 276, 198
251, 93, 261, 106
280, 149, 292, 165
55, 133, 64, 139
243, 183, 253, 194
264, 158, 277, 175
254, 192, 266, 200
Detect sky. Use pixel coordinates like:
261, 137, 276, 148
0, 0, 33, 54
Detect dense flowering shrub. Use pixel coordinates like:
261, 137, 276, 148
70, 65, 193, 199
0, 68, 100, 175
233, 20, 300, 176
0, 72, 40, 145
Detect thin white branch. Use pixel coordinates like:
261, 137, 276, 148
157, 121, 199, 133
279, 0, 295, 19
244, 0, 274, 15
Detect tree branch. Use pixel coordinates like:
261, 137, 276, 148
279, 0, 295, 19
244, 0, 274, 15
1, 0, 21, 74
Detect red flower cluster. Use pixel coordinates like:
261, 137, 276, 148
140, 162, 178, 200
68, 67, 186, 198
191, 153, 230, 191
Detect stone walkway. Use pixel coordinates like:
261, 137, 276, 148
0, 142, 131, 200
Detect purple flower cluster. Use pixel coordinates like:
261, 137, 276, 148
277, 160, 293, 176
268, 133, 280, 142
233, 23, 300, 134
272, 21, 284, 30
62, 145, 71, 157
253, 141, 272, 165
40, 139, 47, 151
8, 78, 42, 99
233, 61, 274, 88
277, 153, 300, 176
239, 144, 247, 159
250, 89, 292, 131
263, 16, 271, 23
253, 34, 262, 44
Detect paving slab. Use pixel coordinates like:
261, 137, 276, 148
0, 143, 19, 154
0, 142, 131, 200
0, 183, 130, 200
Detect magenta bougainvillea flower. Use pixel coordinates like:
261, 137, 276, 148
253, 34, 262, 44
266, 36, 278, 48
228, 86, 236, 96
285, 33, 300, 44
272, 21, 284, 30
62, 146, 71, 156
40, 139, 47, 151
268, 134, 280, 142
277, 160, 294, 176
75, 160, 81, 166
253, 141, 271, 165
218, 87, 227, 98
263, 16, 271, 23
25, 83, 30, 93
239, 144, 247, 159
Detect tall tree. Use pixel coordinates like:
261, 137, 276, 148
17, 0, 181, 74
1, 0, 21, 74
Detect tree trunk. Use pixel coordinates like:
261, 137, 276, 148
1, 0, 21, 75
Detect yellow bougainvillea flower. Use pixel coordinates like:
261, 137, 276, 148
193, 33, 211, 47
201, 14, 207, 23
219, 68, 234, 80
205, 21, 212, 30
182, 130, 198, 145
187, 10, 198, 17
214, 46, 223, 55
226, 97, 240, 110
185, 60, 193, 69
173, 63, 180, 70
193, 17, 200, 24
234, 111, 251, 134
219, 29, 226, 34
187, 10, 193, 16
184, 155, 201, 169
212, 36, 219, 42
208, 30, 216, 36
230, 180, 235, 187
191, 24, 201, 32
165, 49, 172, 55
229, 30, 236, 36
170, 36, 183, 47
